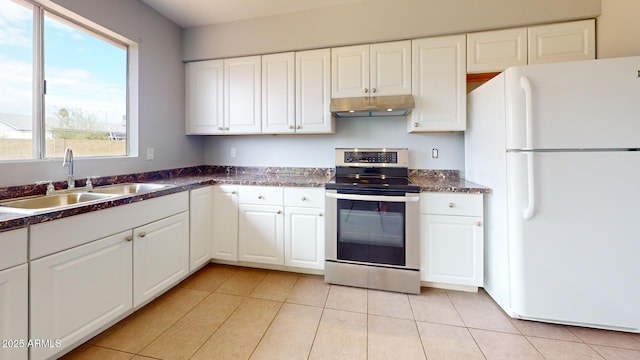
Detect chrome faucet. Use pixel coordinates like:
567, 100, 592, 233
62, 146, 75, 189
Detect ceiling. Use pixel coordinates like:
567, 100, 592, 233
141, 0, 370, 28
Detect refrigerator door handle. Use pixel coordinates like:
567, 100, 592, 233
520, 76, 533, 150
523, 152, 536, 220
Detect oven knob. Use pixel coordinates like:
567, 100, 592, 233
448, 202, 455, 208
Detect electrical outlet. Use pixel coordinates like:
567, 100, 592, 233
230, 147, 237, 158
146, 147, 154, 160
431, 148, 439, 158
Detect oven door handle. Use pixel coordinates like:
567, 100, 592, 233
326, 192, 420, 203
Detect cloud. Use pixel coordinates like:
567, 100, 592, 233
0, 57, 126, 124
0, 0, 32, 46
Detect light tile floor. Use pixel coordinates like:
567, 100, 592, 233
63, 264, 640, 360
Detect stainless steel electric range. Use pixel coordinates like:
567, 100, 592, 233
324, 148, 421, 294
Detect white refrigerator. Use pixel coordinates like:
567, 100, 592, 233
465, 56, 640, 332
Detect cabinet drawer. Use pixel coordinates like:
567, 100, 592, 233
0, 228, 28, 270
421, 192, 482, 216
284, 187, 324, 208
239, 186, 283, 205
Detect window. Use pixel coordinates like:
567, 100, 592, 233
0, 0, 132, 161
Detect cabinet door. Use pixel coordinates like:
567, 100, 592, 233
295, 49, 333, 134
185, 60, 224, 134
30, 231, 133, 360
409, 35, 466, 132
0, 264, 27, 360
467, 28, 527, 73
212, 185, 239, 261
285, 207, 324, 270
190, 186, 213, 272
238, 204, 284, 265
528, 19, 595, 65
262, 52, 295, 134
331, 44, 369, 98
224, 56, 262, 134
420, 214, 483, 286
133, 212, 189, 307
370, 40, 411, 96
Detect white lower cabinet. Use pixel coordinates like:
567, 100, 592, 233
28, 192, 189, 359
238, 186, 285, 265
284, 207, 324, 269
30, 231, 133, 360
212, 185, 239, 261
284, 187, 325, 270
0, 227, 27, 360
420, 192, 484, 289
212, 185, 325, 271
190, 186, 213, 271
133, 212, 190, 307
0, 264, 28, 360
238, 204, 284, 265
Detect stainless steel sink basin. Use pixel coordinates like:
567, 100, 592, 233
90, 182, 174, 195
0, 192, 117, 214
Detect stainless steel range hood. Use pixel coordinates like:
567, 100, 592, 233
330, 95, 415, 118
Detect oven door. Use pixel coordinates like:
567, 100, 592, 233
325, 190, 420, 270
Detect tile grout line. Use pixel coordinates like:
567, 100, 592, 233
443, 289, 489, 360
180, 269, 241, 360
135, 288, 213, 358
407, 296, 430, 360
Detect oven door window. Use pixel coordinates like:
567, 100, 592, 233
337, 198, 405, 266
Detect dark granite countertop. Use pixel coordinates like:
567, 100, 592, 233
409, 170, 490, 194
0, 166, 488, 233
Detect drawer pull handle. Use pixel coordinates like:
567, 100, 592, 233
475, 221, 482, 227
319, 212, 323, 217
448, 202, 455, 208
138, 232, 146, 238
277, 210, 282, 215
125, 235, 133, 242
301, 196, 307, 201
258, 195, 263, 199
231, 191, 237, 195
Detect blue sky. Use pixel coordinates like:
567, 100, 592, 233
0, 0, 126, 126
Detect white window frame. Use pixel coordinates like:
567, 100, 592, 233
2, 0, 139, 162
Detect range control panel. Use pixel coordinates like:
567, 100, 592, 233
335, 148, 409, 167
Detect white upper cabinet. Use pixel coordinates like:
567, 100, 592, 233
409, 35, 466, 132
332, 40, 411, 98
295, 49, 334, 134
224, 55, 262, 134
262, 52, 295, 134
528, 19, 595, 64
467, 28, 527, 73
185, 60, 224, 134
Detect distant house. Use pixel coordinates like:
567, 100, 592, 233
0, 113, 32, 139
0, 113, 126, 140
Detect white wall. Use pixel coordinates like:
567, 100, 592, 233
0, 0, 204, 187
203, 118, 463, 169
183, 0, 601, 61
597, 0, 640, 58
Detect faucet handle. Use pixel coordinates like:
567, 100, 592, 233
36, 180, 55, 195
85, 176, 99, 190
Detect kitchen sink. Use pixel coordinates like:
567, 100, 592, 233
0, 182, 175, 215
0, 192, 118, 214
90, 182, 175, 195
